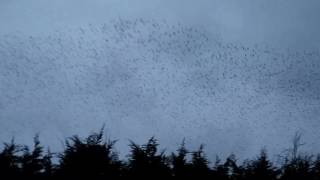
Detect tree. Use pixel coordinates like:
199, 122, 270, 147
312, 155, 320, 180
281, 155, 313, 180
212, 156, 229, 180
280, 132, 312, 180
0, 139, 21, 178
244, 149, 279, 180
171, 139, 191, 178
127, 137, 171, 178
223, 154, 243, 180
58, 127, 122, 179
291, 132, 305, 161
20, 135, 45, 177
189, 144, 211, 178
42, 149, 54, 177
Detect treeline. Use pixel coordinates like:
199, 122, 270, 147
0, 128, 319, 179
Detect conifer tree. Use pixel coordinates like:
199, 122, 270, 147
58, 127, 122, 178
128, 137, 171, 178
0, 139, 21, 178
244, 149, 278, 180
171, 139, 190, 177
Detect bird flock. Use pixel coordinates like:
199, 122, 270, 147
0, 18, 319, 159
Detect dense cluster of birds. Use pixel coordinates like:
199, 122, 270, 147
0, 18, 319, 159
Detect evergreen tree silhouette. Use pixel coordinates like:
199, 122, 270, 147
189, 144, 211, 178
20, 135, 45, 178
223, 154, 243, 180
57, 127, 122, 179
212, 156, 230, 180
312, 155, 320, 180
0, 139, 21, 178
171, 139, 192, 178
0, 128, 320, 179
243, 149, 279, 180
127, 137, 171, 178
42, 149, 54, 178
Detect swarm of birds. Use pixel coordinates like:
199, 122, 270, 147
0, 19, 320, 157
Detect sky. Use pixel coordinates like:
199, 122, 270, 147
0, 0, 320, 160
1, 0, 320, 49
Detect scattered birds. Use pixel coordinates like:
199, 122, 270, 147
0, 19, 319, 153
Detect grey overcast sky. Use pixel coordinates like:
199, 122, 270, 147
1, 0, 320, 49
0, 0, 320, 160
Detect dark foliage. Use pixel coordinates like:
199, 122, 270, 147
171, 139, 192, 178
127, 136, 171, 178
57, 127, 122, 179
243, 150, 279, 180
0, 129, 319, 179
20, 135, 45, 177
189, 144, 211, 178
0, 139, 21, 178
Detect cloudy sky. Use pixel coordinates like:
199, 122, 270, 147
0, 0, 320, 160
1, 0, 320, 49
